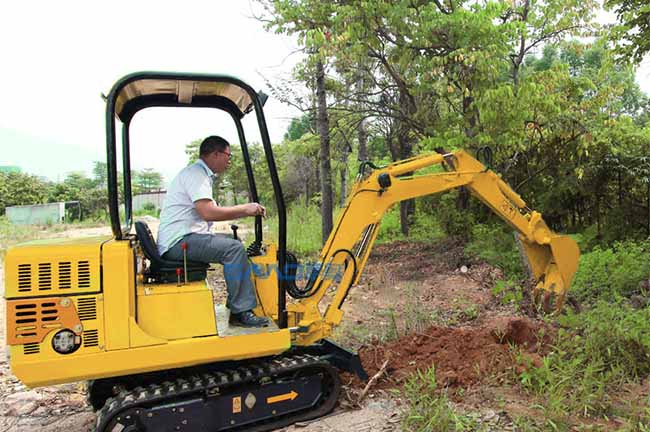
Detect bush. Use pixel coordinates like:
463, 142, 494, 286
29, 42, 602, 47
437, 193, 475, 240
376, 205, 403, 243
465, 223, 525, 279
518, 302, 650, 419
571, 240, 650, 303
377, 202, 445, 244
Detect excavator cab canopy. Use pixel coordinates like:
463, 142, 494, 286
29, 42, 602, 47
104, 72, 291, 327
112, 75, 257, 123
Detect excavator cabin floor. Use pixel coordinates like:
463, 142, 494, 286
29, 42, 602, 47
214, 304, 280, 337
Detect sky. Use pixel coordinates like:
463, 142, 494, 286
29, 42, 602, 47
0, 1, 648, 186
0, 1, 302, 184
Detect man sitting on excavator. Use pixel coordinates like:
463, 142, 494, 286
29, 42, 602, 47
157, 135, 269, 328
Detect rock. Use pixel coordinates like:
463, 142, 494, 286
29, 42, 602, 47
630, 294, 649, 309
15, 400, 39, 415
3, 390, 43, 416
5, 390, 43, 405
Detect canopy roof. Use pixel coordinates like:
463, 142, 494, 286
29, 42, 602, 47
111, 73, 255, 122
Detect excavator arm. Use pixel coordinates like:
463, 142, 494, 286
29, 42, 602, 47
288, 150, 580, 345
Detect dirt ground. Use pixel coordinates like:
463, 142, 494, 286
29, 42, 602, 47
1, 224, 551, 431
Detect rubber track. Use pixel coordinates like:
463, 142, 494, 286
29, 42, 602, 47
94, 354, 340, 432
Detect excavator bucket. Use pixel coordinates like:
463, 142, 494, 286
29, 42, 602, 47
518, 234, 580, 312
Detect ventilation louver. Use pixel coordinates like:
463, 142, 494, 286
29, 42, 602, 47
83, 330, 99, 348
76, 297, 97, 321
38, 263, 52, 290
58, 262, 72, 289
18, 264, 31, 292
23, 343, 40, 355
78, 261, 91, 288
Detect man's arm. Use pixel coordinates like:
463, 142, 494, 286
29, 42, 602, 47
194, 199, 265, 222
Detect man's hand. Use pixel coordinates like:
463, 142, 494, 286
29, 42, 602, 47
195, 199, 266, 221
243, 202, 266, 217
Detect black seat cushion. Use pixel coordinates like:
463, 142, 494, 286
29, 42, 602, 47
135, 221, 208, 283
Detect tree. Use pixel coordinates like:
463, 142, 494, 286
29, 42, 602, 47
0, 172, 50, 215
92, 161, 108, 188
284, 114, 314, 141
133, 168, 164, 193
259, 0, 338, 244
48, 172, 108, 219
606, 0, 650, 63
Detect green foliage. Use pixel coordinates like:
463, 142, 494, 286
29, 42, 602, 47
606, 0, 650, 63
0, 171, 50, 214
284, 114, 313, 141
491, 279, 525, 306
48, 171, 108, 220
261, 0, 650, 244
401, 366, 479, 432
436, 193, 475, 241
517, 302, 650, 418
133, 168, 164, 194
376, 204, 445, 244
571, 240, 650, 303
376, 206, 402, 243
266, 203, 323, 257
134, 202, 160, 218
465, 223, 525, 279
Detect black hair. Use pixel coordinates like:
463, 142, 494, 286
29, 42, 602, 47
199, 135, 230, 156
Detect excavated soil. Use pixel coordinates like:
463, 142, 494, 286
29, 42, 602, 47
355, 317, 549, 389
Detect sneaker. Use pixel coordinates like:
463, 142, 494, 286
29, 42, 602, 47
229, 310, 269, 328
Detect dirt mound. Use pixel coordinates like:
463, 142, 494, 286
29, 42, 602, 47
355, 317, 548, 388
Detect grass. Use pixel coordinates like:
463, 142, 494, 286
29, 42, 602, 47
401, 366, 481, 431
266, 203, 326, 257
514, 302, 650, 426
0, 216, 47, 258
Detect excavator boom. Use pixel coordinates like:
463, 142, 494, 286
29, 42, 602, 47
289, 150, 580, 345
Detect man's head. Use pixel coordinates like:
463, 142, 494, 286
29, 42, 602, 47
199, 135, 232, 174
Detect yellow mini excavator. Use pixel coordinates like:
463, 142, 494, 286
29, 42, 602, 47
3, 72, 579, 432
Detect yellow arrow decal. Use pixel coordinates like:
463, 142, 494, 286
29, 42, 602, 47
266, 390, 299, 404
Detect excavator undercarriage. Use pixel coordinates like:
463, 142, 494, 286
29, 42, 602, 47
93, 354, 340, 432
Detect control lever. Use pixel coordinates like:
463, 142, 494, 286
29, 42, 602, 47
231, 224, 239, 241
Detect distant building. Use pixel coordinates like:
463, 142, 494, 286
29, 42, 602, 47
133, 190, 167, 212
6, 201, 81, 225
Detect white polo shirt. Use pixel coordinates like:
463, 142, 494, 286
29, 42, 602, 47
157, 159, 216, 256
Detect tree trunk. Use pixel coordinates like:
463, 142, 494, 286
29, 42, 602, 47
356, 74, 369, 161
316, 58, 333, 243
392, 117, 414, 237
339, 145, 350, 208
358, 118, 368, 162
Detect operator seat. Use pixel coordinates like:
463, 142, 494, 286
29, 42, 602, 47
135, 221, 209, 284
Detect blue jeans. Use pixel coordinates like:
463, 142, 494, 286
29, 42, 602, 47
163, 233, 257, 314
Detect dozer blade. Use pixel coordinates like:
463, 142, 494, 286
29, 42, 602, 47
518, 234, 580, 312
